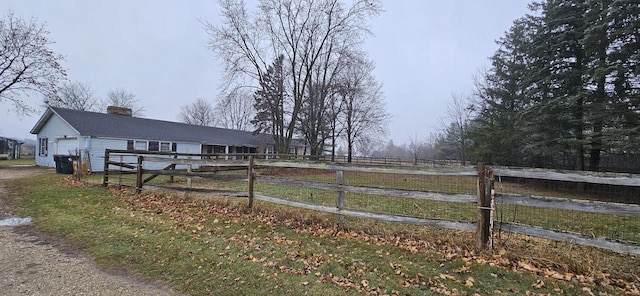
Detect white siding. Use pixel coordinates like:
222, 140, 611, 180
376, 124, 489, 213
144, 142, 202, 171
173, 143, 202, 170
177, 143, 201, 154
88, 137, 128, 172
34, 114, 79, 168
89, 138, 202, 172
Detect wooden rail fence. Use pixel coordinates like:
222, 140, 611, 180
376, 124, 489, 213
102, 149, 640, 255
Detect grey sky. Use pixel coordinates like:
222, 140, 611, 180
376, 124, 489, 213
1, 0, 531, 147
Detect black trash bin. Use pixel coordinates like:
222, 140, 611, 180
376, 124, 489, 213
53, 154, 63, 173
53, 155, 74, 174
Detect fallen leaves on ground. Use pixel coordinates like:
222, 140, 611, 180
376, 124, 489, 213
101, 185, 639, 295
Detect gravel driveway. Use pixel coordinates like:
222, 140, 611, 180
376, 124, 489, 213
0, 165, 180, 295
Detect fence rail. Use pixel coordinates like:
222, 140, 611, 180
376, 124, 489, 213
102, 149, 640, 255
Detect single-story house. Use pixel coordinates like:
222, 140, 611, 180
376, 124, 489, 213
30, 106, 308, 172
0, 137, 23, 160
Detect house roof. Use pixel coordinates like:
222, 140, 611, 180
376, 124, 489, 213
30, 107, 275, 147
0, 137, 24, 144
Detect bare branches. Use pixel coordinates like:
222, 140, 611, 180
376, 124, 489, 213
48, 81, 101, 112
214, 88, 255, 131
438, 93, 474, 164
179, 98, 217, 126
105, 88, 145, 117
0, 11, 66, 115
337, 53, 389, 162
208, 0, 382, 154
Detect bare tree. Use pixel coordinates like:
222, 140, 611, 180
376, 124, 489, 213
297, 35, 354, 156
337, 55, 388, 162
47, 81, 101, 111
104, 88, 144, 116
0, 11, 66, 115
178, 98, 216, 126
326, 90, 344, 161
214, 88, 254, 131
206, 0, 382, 154
407, 132, 433, 165
439, 93, 474, 165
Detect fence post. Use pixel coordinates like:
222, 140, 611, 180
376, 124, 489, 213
170, 154, 177, 183
487, 167, 495, 249
103, 149, 110, 186
336, 170, 344, 221
136, 155, 143, 193
187, 157, 192, 190
248, 156, 255, 209
76, 154, 82, 181
476, 162, 493, 251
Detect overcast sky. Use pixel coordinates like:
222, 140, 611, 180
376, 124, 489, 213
1, 0, 531, 147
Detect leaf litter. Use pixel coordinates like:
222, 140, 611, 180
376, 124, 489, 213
103, 185, 639, 295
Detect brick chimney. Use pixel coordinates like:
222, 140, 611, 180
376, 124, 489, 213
107, 106, 133, 116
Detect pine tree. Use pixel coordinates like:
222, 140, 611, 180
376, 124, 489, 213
469, 0, 640, 171
253, 55, 290, 154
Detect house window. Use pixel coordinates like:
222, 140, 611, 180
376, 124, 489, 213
148, 141, 159, 151
213, 145, 226, 153
39, 138, 48, 156
171, 143, 177, 152
288, 146, 296, 155
134, 140, 146, 151
127, 139, 174, 152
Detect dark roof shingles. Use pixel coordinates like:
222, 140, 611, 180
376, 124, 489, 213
52, 107, 266, 146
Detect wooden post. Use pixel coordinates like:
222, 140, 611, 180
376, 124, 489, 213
187, 165, 192, 190
476, 162, 493, 251
76, 155, 82, 181
103, 149, 110, 186
336, 170, 344, 221
487, 167, 495, 249
136, 156, 143, 193
170, 154, 177, 183
118, 154, 123, 187
248, 156, 255, 209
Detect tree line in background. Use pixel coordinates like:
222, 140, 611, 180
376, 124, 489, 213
4, 1, 639, 172
436, 0, 640, 172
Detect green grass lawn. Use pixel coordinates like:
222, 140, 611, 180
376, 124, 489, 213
7, 172, 638, 295
0, 158, 35, 167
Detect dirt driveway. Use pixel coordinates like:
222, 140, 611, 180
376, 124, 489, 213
0, 166, 180, 295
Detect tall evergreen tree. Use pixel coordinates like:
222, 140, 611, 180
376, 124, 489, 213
468, 0, 640, 171
253, 55, 290, 154
469, 19, 532, 165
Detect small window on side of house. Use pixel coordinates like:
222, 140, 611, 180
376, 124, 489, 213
134, 140, 146, 151
171, 143, 177, 152
160, 142, 171, 152
127, 140, 134, 150
148, 141, 159, 151
39, 137, 48, 156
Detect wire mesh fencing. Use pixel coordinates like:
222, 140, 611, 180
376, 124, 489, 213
252, 165, 479, 226
493, 168, 640, 247
102, 149, 640, 253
